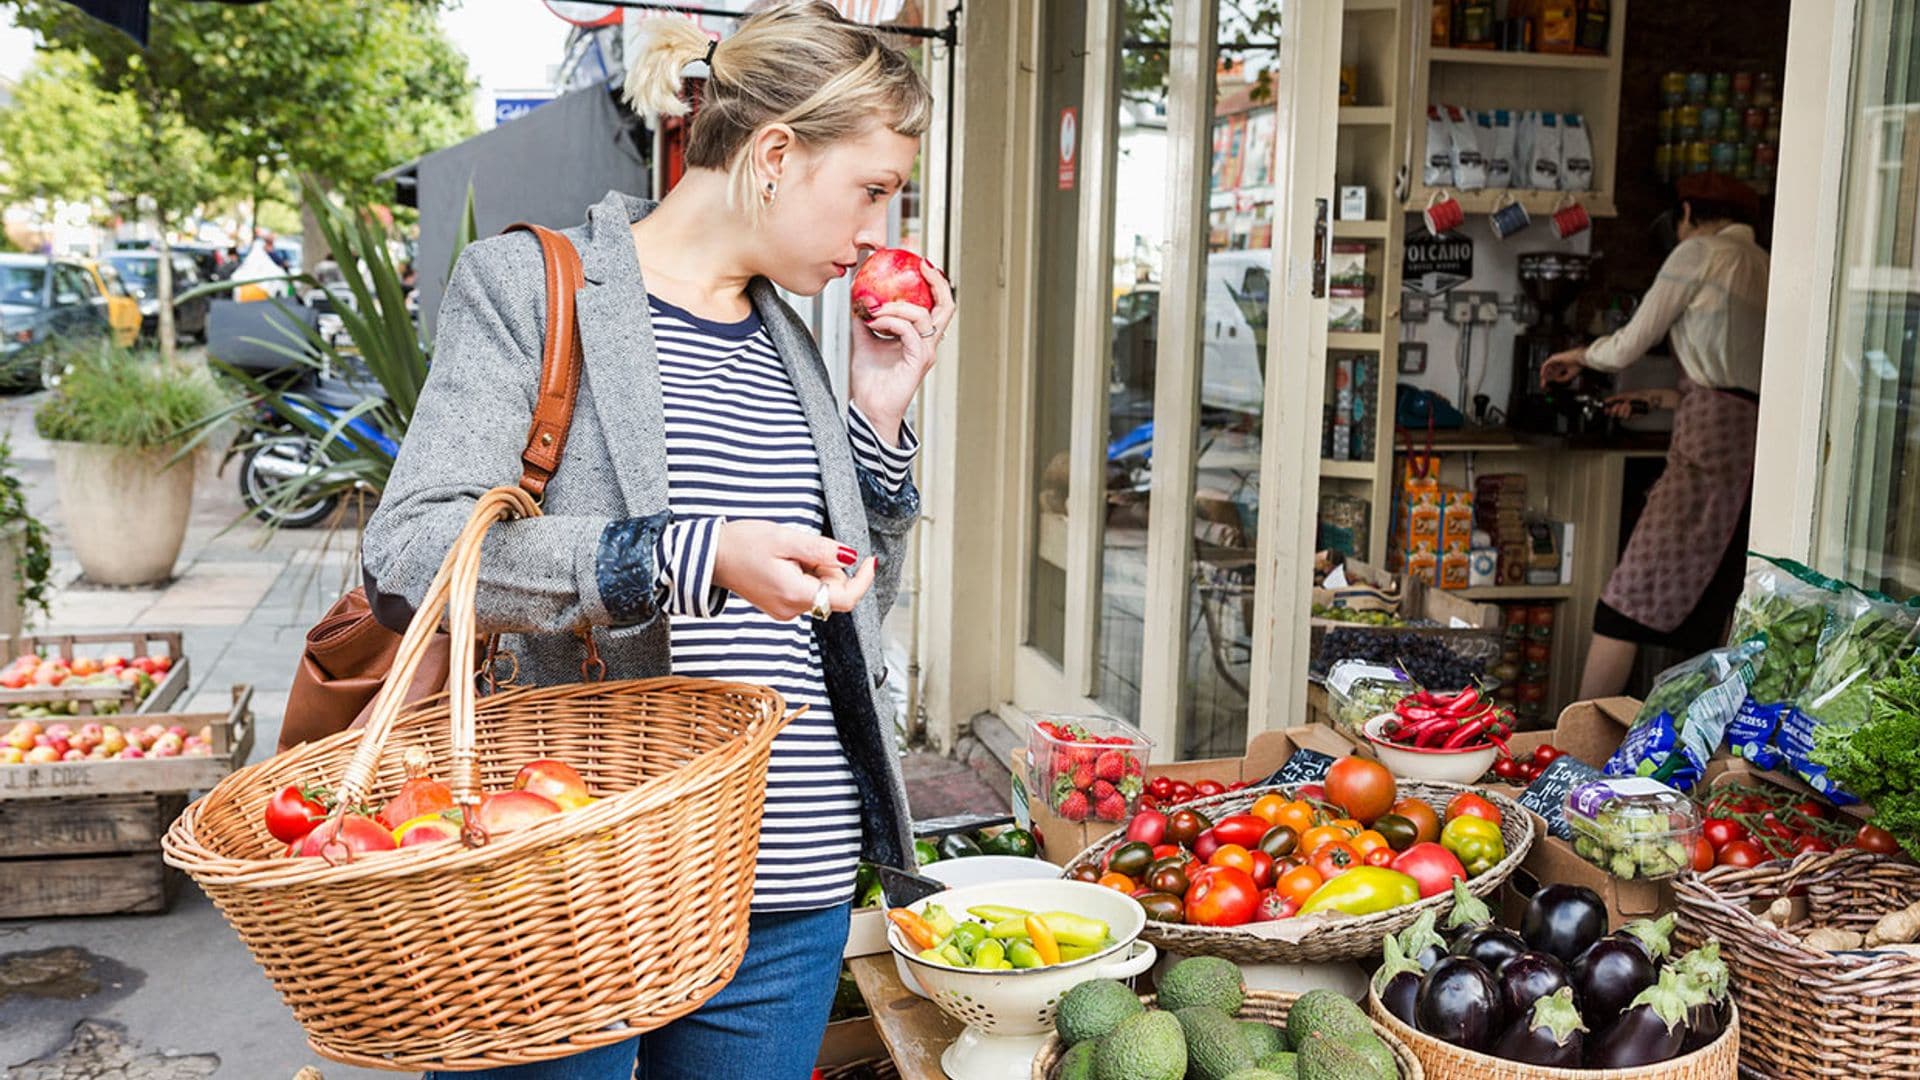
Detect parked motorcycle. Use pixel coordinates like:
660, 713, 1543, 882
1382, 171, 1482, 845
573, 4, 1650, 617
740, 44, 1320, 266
236, 357, 397, 529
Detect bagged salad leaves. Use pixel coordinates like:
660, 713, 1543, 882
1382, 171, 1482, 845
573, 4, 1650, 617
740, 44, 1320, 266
1723, 557, 1846, 770
1779, 587, 1920, 803
1603, 640, 1765, 791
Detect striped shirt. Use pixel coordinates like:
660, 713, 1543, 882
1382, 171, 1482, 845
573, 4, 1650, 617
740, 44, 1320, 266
646, 294, 916, 911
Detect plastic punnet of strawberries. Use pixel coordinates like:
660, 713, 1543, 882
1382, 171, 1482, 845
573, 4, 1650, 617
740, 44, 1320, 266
1035, 719, 1147, 823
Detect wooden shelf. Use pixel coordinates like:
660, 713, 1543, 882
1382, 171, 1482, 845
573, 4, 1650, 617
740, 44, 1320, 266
1457, 584, 1576, 600
1320, 459, 1377, 480
1344, 0, 1400, 10
1339, 106, 1395, 127
1333, 218, 1391, 238
1430, 48, 1613, 71
1328, 331, 1387, 351
1404, 185, 1618, 219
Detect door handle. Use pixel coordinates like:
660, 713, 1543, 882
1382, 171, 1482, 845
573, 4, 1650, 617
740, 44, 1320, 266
1311, 197, 1331, 299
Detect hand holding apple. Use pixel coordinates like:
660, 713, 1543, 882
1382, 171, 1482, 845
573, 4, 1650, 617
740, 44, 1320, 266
847, 247, 953, 447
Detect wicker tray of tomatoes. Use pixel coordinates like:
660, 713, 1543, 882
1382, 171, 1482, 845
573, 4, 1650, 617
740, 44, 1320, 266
1060, 760, 1535, 965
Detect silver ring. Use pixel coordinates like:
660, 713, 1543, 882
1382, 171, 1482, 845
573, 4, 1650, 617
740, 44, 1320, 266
919, 325, 938, 339
807, 582, 832, 621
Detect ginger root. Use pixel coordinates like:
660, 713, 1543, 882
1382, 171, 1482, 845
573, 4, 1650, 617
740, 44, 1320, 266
1866, 900, 1920, 947
1801, 927, 1865, 951
1766, 898, 1795, 929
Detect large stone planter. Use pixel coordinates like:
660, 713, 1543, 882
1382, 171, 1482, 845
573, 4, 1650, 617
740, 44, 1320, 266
49, 441, 196, 586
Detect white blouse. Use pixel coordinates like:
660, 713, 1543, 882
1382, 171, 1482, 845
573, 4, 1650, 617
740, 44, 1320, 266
1583, 223, 1770, 394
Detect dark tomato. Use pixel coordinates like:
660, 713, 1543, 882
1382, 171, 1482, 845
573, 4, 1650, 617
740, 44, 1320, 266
1166, 809, 1206, 847
1147, 864, 1191, 897
1855, 824, 1901, 854
1135, 891, 1186, 924
1136, 794, 1160, 812
1258, 825, 1300, 860
1249, 849, 1277, 889
1533, 745, 1563, 766
1692, 836, 1716, 872
1365, 846, 1397, 868
1701, 818, 1747, 850
1391, 798, 1443, 845
1324, 757, 1397, 825
1716, 840, 1766, 868
1105, 841, 1155, 879
1068, 863, 1101, 883
1195, 779, 1227, 798
1193, 829, 1222, 863
1311, 841, 1362, 880
1372, 814, 1421, 853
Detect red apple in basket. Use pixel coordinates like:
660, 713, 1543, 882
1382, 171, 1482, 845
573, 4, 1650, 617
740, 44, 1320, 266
475, 790, 563, 834
512, 759, 592, 811
849, 248, 935, 322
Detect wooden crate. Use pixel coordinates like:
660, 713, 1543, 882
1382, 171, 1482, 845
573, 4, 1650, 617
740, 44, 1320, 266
0, 629, 190, 716
0, 686, 253, 918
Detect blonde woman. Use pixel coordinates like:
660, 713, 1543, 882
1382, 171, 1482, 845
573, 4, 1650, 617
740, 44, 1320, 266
362, 4, 951, 1076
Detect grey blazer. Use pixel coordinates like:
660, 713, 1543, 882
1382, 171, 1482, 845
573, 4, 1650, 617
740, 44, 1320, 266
359, 189, 919, 870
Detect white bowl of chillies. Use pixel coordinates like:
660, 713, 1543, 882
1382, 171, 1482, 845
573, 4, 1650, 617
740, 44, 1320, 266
1363, 708, 1503, 783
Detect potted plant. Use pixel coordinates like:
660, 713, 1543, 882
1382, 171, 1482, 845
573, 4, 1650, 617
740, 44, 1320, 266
34, 344, 231, 585
0, 436, 52, 639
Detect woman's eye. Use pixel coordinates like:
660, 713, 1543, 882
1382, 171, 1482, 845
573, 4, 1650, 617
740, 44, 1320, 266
866, 186, 887, 201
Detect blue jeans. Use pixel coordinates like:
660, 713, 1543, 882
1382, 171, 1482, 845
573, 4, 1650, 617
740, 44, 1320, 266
427, 903, 851, 1080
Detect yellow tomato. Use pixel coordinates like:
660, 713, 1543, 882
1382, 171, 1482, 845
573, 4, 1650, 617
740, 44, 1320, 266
1250, 793, 1290, 826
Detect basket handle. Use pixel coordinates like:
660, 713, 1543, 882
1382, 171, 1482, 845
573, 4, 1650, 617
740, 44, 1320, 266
327, 487, 541, 843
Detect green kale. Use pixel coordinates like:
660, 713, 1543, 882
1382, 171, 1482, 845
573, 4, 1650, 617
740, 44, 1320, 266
1810, 656, 1920, 858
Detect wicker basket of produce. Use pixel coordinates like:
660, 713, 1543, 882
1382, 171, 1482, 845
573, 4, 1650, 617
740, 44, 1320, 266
164, 488, 793, 1072
1368, 988, 1737, 1079
1061, 779, 1534, 964
1031, 985, 1423, 1079
1674, 847, 1920, 1078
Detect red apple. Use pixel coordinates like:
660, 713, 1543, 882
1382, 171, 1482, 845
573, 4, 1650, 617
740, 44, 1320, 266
849, 247, 935, 321
475, 790, 562, 834
512, 759, 591, 811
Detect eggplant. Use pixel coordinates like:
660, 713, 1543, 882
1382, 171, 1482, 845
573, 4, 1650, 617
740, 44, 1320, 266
1672, 940, 1732, 1053
1522, 883, 1609, 963
1440, 877, 1495, 948
1611, 913, 1678, 965
1372, 933, 1424, 1028
1588, 970, 1692, 1069
1492, 986, 1588, 1068
1397, 910, 1451, 971
1453, 925, 1529, 973
1416, 955, 1504, 1052
1496, 950, 1572, 1020
1570, 936, 1659, 1028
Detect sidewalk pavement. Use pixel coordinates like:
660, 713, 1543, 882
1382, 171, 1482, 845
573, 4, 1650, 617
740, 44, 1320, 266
0, 381, 1005, 1078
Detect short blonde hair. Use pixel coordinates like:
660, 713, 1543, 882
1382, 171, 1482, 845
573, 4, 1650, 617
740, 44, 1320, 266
623, 1, 933, 222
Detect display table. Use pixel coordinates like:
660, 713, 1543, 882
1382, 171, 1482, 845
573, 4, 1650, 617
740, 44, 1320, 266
848, 954, 964, 1080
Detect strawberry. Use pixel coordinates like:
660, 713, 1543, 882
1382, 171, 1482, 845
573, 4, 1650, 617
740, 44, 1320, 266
1050, 750, 1074, 777
1070, 745, 1100, 768
1037, 720, 1060, 738
1057, 789, 1091, 822
1124, 755, 1143, 777
1091, 779, 1117, 801
1094, 750, 1125, 782
1072, 763, 1096, 790
1094, 789, 1128, 821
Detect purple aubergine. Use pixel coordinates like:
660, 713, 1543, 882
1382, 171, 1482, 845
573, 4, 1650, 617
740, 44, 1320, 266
1681, 998, 1728, 1053
1492, 986, 1587, 1068
1416, 955, 1504, 1052
1496, 950, 1572, 1020
1398, 910, 1452, 971
1373, 933, 1426, 1029
1571, 937, 1658, 1028
1522, 884, 1609, 963
1453, 925, 1529, 973
1673, 939, 1732, 1052
1610, 913, 1677, 965
1588, 971, 1692, 1069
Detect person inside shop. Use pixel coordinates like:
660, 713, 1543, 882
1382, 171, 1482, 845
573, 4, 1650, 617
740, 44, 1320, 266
357, 3, 950, 1077
1540, 173, 1769, 699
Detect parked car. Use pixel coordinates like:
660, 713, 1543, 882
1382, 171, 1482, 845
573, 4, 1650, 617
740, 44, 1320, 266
79, 259, 141, 348
113, 239, 227, 282
0, 253, 113, 390
102, 250, 212, 345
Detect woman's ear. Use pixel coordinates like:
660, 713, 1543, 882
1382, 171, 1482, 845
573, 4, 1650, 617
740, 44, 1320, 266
751, 123, 798, 189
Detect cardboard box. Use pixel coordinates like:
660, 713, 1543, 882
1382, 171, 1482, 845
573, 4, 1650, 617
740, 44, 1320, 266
1485, 697, 1638, 800
1501, 825, 1675, 931
1012, 726, 1360, 865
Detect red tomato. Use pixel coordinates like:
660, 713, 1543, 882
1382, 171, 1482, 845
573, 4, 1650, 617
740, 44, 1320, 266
1151, 843, 1183, 861
1324, 757, 1397, 824
1793, 834, 1833, 855
294, 814, 398, 859
1212, 814, 1272, 849
265, 784, 330, 844
1692, 836, 1717, 872
1793, 799, 1830, 821
1310, 841, 1362, 881
1296, 784, 1327, 803
1195, 779, 1227, 798
1760, 814, 1796, 841
1248, 850, 1277, 889
1170, 780, 1196, 803
1364, 847, 1397, 868
1493, 758, 1524, 782
1193, 829, 1222, 863
1716, 840, 1767, 868
1148, 775, 1175, 800
1186, 866, 1260, 926
1252, 890, 1298, 922
1701, 817, 1747, 850
1228, 781, 1250, 791
1855, 824, 1901, 854
1126, 811, 1169, 847
1389, 841, 1467, 898
1445, 792, 1502, 826
1532, 744, 1564, 766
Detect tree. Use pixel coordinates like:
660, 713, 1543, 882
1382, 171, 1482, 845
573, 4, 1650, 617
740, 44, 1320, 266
0, 48, 221, 359
3, 0, 474, 253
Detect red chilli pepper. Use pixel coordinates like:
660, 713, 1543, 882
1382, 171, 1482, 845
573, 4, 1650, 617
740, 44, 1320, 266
1440, 688, 1482, 717
1396, 703, 1443, 724
1441, 710, 1500, 750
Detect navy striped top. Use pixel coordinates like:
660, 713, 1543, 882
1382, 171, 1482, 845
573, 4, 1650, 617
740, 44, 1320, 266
646, 294, 916, 911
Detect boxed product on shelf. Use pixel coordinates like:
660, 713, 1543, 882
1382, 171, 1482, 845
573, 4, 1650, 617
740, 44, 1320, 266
1351, 354, 1379, 461
1328, 286, 1369, 331
1317, 493, 1371, 560
1654, 67, 1784, 192
1331, 357, 1355, 461
1441, 487, 1475, 551
1425, 104, 1594, 192
1328, 243, 1370, 289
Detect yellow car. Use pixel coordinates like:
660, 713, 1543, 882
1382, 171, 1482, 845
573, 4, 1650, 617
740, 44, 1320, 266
78, 259, 140, 348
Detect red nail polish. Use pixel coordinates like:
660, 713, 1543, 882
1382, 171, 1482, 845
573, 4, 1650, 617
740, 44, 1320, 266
837, 546, 857, 566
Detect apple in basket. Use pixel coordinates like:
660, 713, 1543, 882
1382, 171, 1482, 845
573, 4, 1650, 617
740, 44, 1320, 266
475, 790, 563, 834
513, 759, 592, 811
294, 814, 398, 858
393, 811, 464, 848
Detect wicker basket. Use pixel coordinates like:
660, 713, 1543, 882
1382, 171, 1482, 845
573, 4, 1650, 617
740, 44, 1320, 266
1031, 989, 1424, 1079
1674, 848, 1920, 1078
163, 488, 794, 1072
1061, 781, 1535, 964
1366, 984, 1738, 1079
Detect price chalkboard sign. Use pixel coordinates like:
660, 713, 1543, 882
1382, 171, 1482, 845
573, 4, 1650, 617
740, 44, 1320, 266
1257, 749, 1339, 788
1519, 754, 1606, 840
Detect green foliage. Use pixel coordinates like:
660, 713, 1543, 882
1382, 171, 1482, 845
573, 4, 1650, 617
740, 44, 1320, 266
1810, 655, 1920, 858
1120, 0, 1284, 103
33, 344, 233, 452
0, 437, 53, 620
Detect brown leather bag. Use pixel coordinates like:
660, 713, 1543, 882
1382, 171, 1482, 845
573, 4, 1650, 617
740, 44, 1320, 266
277, 223, 586, 754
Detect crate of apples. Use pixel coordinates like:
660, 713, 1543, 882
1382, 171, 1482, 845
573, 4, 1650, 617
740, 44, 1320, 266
0, 717, 212, 764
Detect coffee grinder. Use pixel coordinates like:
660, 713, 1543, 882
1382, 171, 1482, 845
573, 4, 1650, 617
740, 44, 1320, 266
1509, 253, 1610, 434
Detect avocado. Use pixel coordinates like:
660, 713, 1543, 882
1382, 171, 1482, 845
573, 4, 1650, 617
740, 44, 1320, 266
1240, 1020, 1287, 1059
1256, 1051, 1299, 1078
1222, 1070, 1289, 1080
1156, 956, 1246, 1014
1175, 1006, 1256, 1080
1093, 1011, 1186, 1080
1294, 1030, 1394, 1080
1058, 1038, 1099, 1080
1056, 979, 1146, 1046
1283, 989, 1372, 1048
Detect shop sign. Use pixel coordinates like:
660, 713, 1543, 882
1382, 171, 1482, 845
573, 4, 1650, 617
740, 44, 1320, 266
493, 94, 556, 127
1058, 107, 1078, 191
1404, 229, 1474, 295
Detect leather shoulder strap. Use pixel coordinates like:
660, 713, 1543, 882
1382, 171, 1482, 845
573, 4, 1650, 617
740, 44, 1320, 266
502, 222, 585, 500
